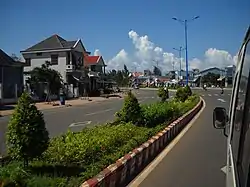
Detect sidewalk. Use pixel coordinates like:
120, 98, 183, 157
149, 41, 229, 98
0, 95, 123, 117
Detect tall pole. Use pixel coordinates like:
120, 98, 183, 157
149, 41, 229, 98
172, 16, 200, 86
184, 20, 188, 86
179, 47, 182, 79
173, 46, 185, 81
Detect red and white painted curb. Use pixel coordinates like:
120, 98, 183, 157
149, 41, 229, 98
81, 98, 203, 187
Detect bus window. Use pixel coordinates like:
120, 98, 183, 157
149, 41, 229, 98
237, 41, 250, 187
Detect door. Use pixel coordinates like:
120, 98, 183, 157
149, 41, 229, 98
227, 34, 250, 187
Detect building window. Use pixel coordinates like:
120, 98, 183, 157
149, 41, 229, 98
66, 52, 71, 65
36, 52, 42, 56
51, 54, 58, 65
91, 65, 96, 71
25, 58, 31, 66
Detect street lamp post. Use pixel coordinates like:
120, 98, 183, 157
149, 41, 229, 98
172, 16, 200, 86
173, 46, 185, 80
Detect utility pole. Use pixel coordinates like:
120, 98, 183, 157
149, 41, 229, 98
172, 61, 175, 71
173, 46, 185, 80
172, 16, 200, 85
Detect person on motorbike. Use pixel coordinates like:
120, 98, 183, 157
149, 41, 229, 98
203, 84, 207, 91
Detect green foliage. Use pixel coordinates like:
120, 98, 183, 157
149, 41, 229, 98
0, 162, 30, 187
115, 91, 143, 125
142, 101, 180, 127
184, 85, 192, 96
6, 92, 49, 166
157, 87, 169, 102
2, 94, 200, 187
28, 61, 63, 96
106, 64, 130, 86
175, 87, 189, 102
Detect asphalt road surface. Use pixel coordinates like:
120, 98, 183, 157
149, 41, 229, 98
132, 88, 232, 187
0, 90, 175, 156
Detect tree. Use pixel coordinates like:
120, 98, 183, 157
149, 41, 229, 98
153, 66, 162, 76
6, 92, 49, 166
28, 61, 63, 96
105, 64, 130, 86
158, 87, 169, 102
115, 91, 143, 125
175, 87, 189, 102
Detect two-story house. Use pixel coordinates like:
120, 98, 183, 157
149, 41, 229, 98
20, 34, 90, 97
84, 55, 107, 93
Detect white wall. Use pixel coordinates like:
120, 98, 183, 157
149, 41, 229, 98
23, 51, 67, 82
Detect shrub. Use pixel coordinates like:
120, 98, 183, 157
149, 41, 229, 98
184, 85, 192, 96
115, 91, 143, 125
0, 162, 30, 187
175, 87, 189, 102
142, 101, 180, 127
1, 94, 200, 187
157, 87, 169, 102
6, 92, 49, 167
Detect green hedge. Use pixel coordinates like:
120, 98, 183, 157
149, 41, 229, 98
0, 95, 200, 187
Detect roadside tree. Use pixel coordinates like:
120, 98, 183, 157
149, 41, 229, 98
6, 92, 49, 167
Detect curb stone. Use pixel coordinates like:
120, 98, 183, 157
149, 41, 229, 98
80, 97, 204, 187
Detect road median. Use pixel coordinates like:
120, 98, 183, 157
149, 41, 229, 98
0, 89, 202, 187
81, 97, 203, 187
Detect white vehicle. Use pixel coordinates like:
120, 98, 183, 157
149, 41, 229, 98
213, 26, 250, 187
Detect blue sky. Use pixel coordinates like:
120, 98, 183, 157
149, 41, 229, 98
1, 0, 249, 72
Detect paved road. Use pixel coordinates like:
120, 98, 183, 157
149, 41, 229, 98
0, 90, 174, 156
131, 89, 232, 187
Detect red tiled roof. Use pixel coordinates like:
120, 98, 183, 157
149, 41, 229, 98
132, 72, 144, 77
84, 55, 100, 66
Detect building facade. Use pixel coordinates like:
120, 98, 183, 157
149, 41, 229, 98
0, 49, 24, 104
20, 34, 91, 98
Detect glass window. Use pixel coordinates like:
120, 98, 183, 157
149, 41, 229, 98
25, 58, 31, 66
237, 40, 250, 187
51, 54, 58, 65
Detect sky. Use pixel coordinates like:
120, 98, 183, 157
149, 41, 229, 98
1, 0, 249, 74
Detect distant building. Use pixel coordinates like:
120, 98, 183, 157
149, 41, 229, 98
192, 66, 236, 87
144, 69, 152, 76
224, 65, 236, 87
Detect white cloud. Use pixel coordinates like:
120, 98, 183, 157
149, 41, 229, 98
94, 49, 101, 56
99, 30, 237, 73
106, 49, 130, 70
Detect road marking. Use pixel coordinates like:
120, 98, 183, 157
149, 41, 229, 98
208, 94, 212, 96
69, 121, 92, 127
228, 94, 231, 96
201, 94, 205, 96
221, 165, 227, 174
128, 98, 206, 187
214, 94, 218, 96
85, 109, 113, 116
218, 98, 226, 103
